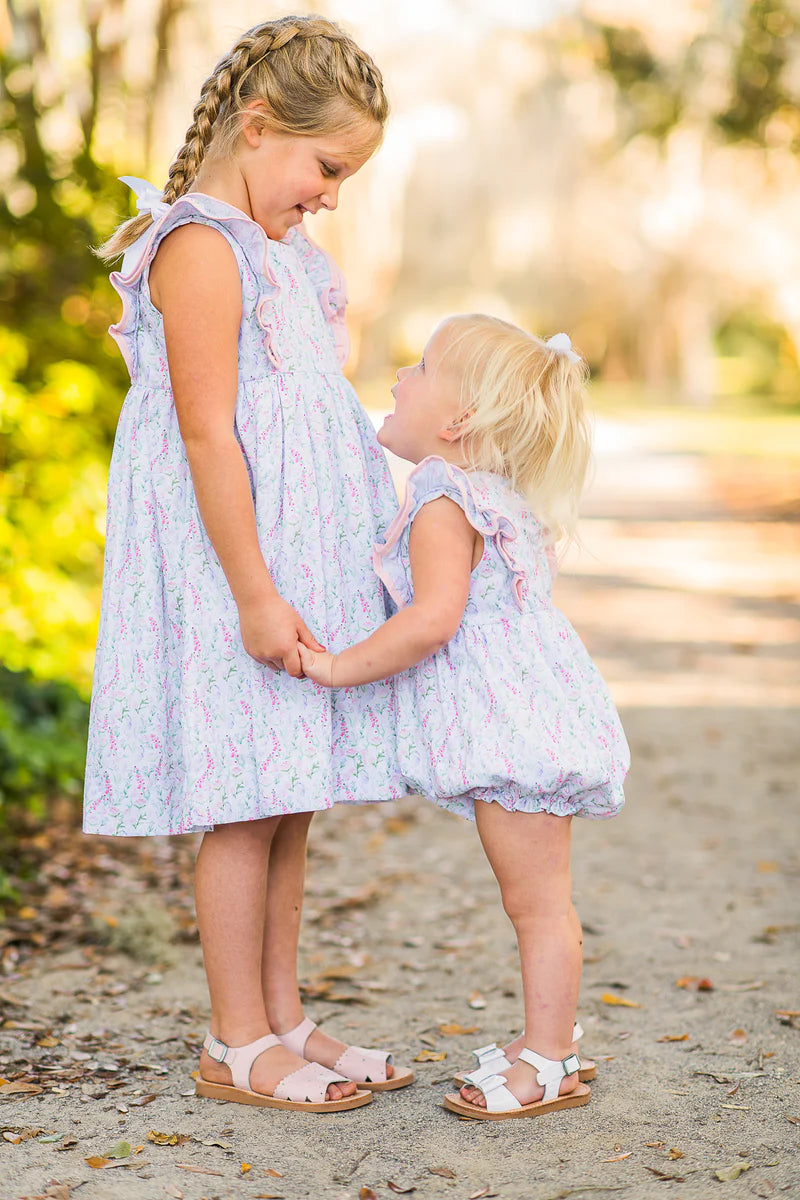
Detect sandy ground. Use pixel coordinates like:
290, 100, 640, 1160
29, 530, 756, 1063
1, 419, 799, 1200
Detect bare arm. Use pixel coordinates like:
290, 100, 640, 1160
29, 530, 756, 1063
151, 223, 322, 676
299, 496, 478, 686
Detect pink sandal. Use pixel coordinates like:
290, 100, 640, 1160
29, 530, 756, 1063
277, 1018, 415, 1092
195, 1032, 372, 1111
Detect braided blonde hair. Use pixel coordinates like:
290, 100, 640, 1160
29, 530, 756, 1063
98, 15, 388, 261
437, 314, 592, 544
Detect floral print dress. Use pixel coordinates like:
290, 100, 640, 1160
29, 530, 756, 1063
84, 185, 405, 836
373, 456, 629, 821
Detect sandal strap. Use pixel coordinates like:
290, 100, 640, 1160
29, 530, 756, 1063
473, 1072, 523, 1113
275, 1016, 317, 1058
334, 1045, 392, 1083
274, 1060, 350, 1104
203, 1031, 281, 1092
518, 1048, 581, 1103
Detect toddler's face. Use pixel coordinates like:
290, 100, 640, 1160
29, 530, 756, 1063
378, 325, 463, 464
239, 119, 377, 240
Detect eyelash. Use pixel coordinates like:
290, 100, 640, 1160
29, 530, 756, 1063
320, 162, 339, 179
419, 358, 425, 371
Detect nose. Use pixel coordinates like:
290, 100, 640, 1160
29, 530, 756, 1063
396, 365, 411, 381
319, 181, 341, 212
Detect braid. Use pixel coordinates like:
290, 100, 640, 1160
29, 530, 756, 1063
97, 15, 388, 261
163, 24, 303, 204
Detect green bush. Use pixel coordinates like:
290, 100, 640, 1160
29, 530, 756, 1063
0, 665, 89, 852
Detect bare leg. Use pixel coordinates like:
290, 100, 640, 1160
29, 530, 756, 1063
263, 811, 394, 1078
195, 817, 354, 1100
461, 803, 581, 1107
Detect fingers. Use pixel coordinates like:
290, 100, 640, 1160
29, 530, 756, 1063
297, 643, 314, 668
298, 623, 325, 652
283, 643, 303, 678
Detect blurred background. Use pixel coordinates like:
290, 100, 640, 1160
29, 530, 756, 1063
1, 0, 799, 893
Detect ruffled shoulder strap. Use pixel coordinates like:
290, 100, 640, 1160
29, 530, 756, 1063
108, 178, 280, 377
284, 225, 349, 367
372, 455, 527, 610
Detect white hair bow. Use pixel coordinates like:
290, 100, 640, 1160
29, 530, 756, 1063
118, 176, 171, 221
545, 332, 581, 364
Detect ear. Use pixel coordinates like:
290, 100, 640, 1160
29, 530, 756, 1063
437, 412, 468, 444
240, 101, 268, 148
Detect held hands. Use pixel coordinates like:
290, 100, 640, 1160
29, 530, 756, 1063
297, 643, 337, 687
238, 593, 324, 678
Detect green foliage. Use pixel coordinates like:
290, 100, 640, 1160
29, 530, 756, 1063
717, 0, 800, 147
716, 310, 800, 403
0, 666, 89, 864
593, 24, 684, 142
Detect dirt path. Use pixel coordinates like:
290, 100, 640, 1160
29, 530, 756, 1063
2, 421, 799, 1200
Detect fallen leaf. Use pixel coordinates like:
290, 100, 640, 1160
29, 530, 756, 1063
107, 1140, 132, 1159
253, 1195, 284, 1200
657, 1033, 689, 1042
645, 1167, 686, 1182
786, 1115, 800, 1125
147, 1130, 190, 1146
675, 976, 714, 992
129, 1093, 159, 1106
776, 1010, 800, 1018
468, 1190, 498, 1200
718, 980, 763, 992
668, 1148, 684, 1160
438, 1024, 478, 1036
85, 1157, 111, 1168
645, 1142, 665, 1148
195, 1137, 231, 1148
17, 906, 37, 919
413, 1049, 446, 1062
467, 991, 487, 1010
266, 1168, 284, 1177
359, 1189, 378, 1200
176, 1164, 224, 1176
600, 1152, 632, 1162
720, 1104, 750, 1110
163, 1188, 184, 1199
728, 1028, 747, 1045
429, 1167, 457, 1178
37, 1036, 60, 1048
387, 1183, 416, 1194
2, 1131, 21, 1143
241, 1163, 252, 1174
601, 992, 641, 1008
714, 1160, 752, 1181
0, 1081, 43, 1096
757, 860, 778, 873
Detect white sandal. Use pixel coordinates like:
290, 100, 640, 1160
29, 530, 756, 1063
453, 1022, 596, 1087
444, 1047, 590, 1121
195, 1032, 372, 1111
276, 1017, 414, 1092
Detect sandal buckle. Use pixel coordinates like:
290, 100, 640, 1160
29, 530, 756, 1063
206, 1036, 228, 1063
561, 1052, 581, 1076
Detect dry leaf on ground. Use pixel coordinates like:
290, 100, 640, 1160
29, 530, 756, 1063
600, 1152, 632, 1162
176, 1165, 223, 1176
714, 1161, 753, 1181
675, 976, 714, 991
359, 1188, 378, 1200
467, 991, 486, 1009
414, 1049, 446, 1062
387, 1183, 416, 1194
657, 1033, 689, 1042
429, 1166, 457, 1178
439, 1024, 478, 1036
601, 992, 641, 1008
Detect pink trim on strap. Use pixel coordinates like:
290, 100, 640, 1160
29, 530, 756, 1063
108, 189, 281, 377
373, 455, 528, 611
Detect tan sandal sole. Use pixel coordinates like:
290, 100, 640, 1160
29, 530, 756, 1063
453, 1059, 596, 1087
359, 1068, 415, 1092
443, 1081, 590, 1121
195, 1079, 372, 1112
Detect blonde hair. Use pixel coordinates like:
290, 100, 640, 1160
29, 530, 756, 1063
437, 314, 592, 543
98, 15, 388, 261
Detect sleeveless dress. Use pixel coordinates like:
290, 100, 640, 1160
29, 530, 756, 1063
84, 184, 405, 836
373, 456, 629, 821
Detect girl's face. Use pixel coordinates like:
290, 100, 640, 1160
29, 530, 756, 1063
238, 119, 377, 240
378, 325, 464, 464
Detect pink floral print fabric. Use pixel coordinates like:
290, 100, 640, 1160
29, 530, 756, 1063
84, 189, 405, 836
373, 456, 629, 821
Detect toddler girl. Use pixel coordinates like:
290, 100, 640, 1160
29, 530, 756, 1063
300, 314, 629, 1119
84, 16, 413, 1112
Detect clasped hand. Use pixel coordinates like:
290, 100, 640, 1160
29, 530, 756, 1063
238, 594, 324, 678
